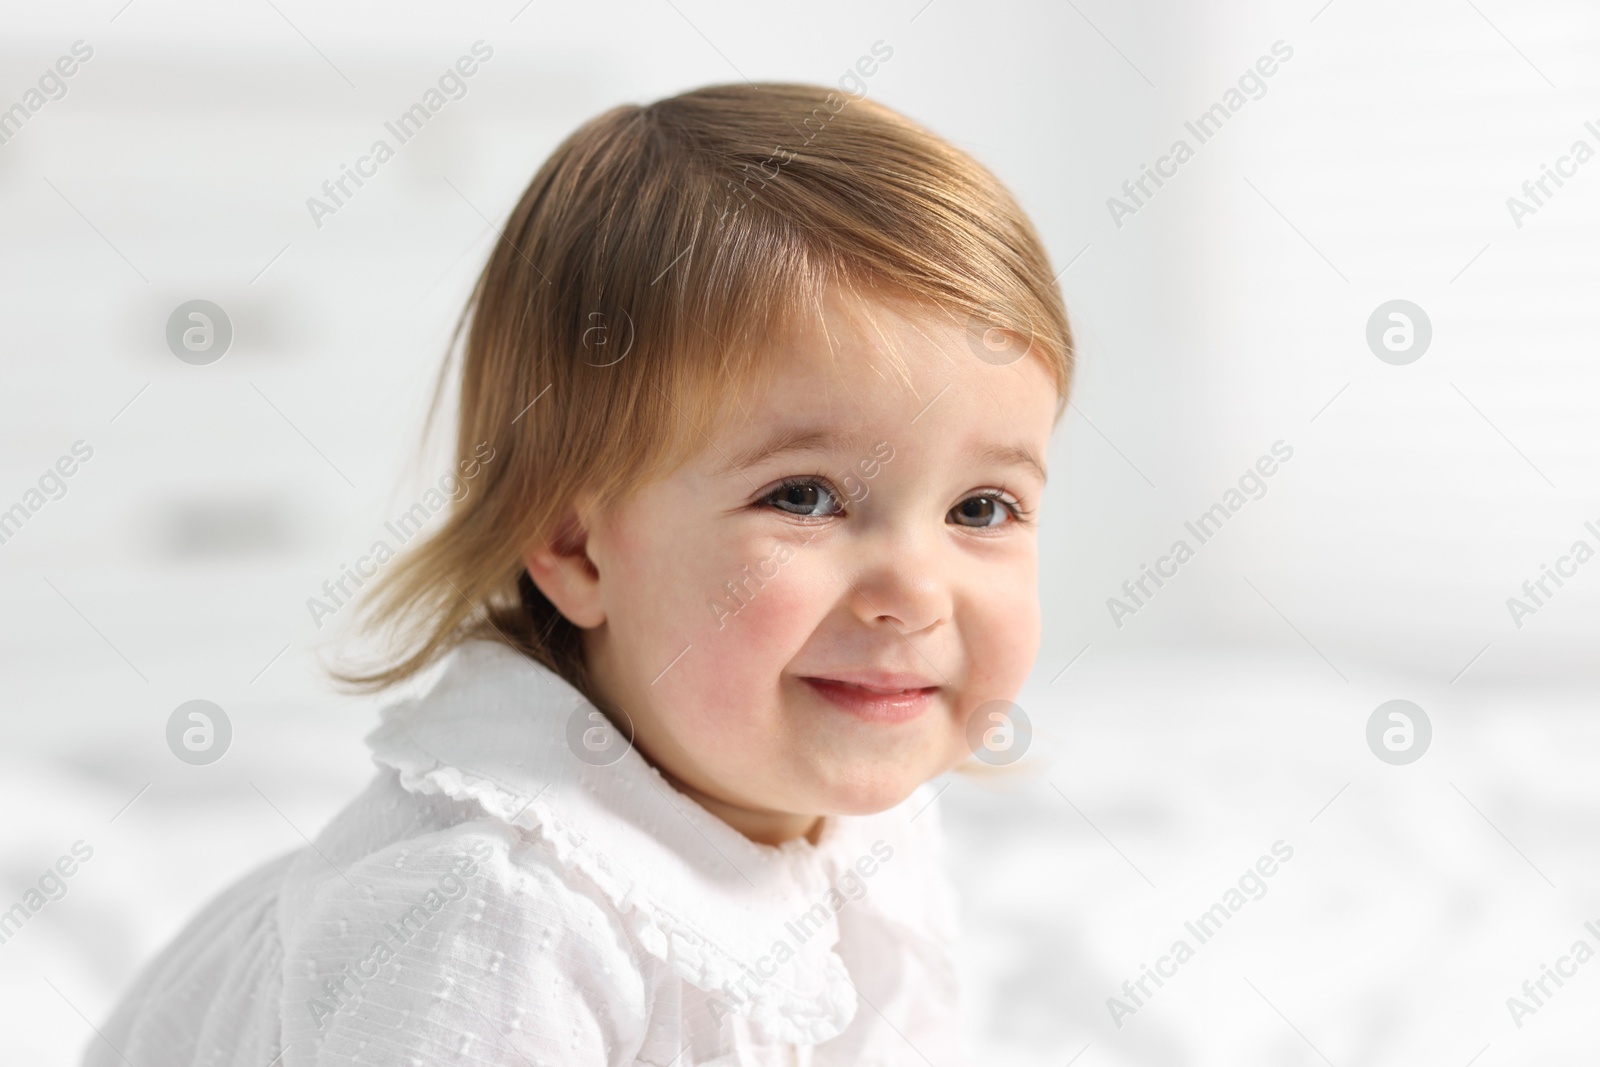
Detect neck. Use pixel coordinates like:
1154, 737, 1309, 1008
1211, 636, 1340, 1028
657, 764, 823, 846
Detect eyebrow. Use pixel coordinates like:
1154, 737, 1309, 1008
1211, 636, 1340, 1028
712, 426, 874, 479
977, 442, 1048, 485
712, 426, 1047, 484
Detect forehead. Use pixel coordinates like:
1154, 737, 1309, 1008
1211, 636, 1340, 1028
706, 291, 1056, 476
739, 288, 1050, 407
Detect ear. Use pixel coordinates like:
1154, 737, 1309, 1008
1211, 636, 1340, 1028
522, 496, 606, 629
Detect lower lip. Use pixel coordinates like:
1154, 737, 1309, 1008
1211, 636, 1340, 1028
800, 678, 938, 724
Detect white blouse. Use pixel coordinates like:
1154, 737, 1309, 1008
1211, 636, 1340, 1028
86, 640, 966, 1066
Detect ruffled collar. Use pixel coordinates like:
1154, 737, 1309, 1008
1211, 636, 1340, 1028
364, 639, 944, 1045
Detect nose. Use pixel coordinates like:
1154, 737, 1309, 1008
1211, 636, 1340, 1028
844, 524, 952, 636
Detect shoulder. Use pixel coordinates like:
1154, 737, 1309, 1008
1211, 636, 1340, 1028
278, 774, 654, 1066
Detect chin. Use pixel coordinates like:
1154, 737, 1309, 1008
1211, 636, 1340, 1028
813, 730, 973, 815
806, 765, 932, 818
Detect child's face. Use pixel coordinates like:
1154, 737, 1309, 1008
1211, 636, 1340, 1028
548, 291, 1057, 841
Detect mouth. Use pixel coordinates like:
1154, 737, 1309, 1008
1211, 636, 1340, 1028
799, 676, 940, 724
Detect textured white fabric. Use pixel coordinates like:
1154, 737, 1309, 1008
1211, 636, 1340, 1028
86, 640, 966, 1066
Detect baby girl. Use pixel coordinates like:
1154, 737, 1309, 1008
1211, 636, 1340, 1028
86, 80, 1073, 1065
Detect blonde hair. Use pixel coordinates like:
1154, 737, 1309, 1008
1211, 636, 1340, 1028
335, 81, 1074, 697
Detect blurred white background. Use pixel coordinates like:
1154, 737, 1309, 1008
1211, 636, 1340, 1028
2, 0, 1597, 1064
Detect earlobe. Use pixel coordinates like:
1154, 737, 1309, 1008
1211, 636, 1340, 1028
522, 502, 607, 629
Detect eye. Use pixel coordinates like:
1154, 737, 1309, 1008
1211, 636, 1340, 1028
761, 477, 843, 519
949, 492, 1027, 529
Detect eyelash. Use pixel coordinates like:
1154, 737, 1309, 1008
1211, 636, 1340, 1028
757, 474, 1034, 528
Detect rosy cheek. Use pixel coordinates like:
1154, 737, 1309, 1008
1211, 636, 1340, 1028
649, 556, 808, 727
699, 562, 817, 683
961, 578, 1040, 704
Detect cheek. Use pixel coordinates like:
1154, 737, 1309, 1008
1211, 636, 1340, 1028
623, 530, 825, 749
957, 558, 1041, 706
685, 545, 823, 707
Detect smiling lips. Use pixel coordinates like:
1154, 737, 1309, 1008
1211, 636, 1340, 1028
800, 674, 940, 724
